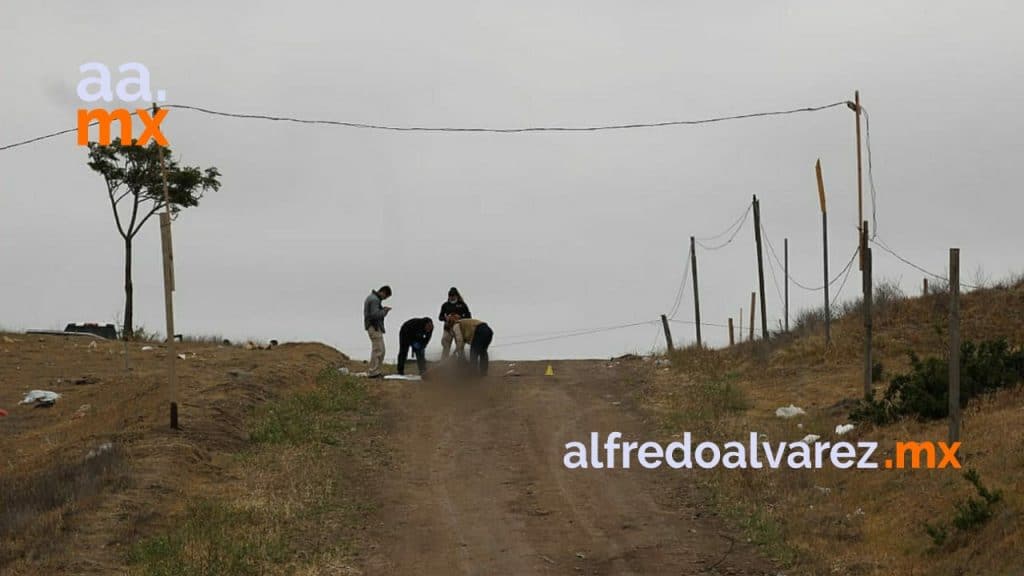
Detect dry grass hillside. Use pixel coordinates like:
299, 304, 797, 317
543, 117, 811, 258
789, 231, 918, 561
0, 336, 383, 575
643, 277, 1024, 576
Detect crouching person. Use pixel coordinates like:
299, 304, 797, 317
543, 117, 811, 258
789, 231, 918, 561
398, 317, 433, 375
451, 317, 494, 377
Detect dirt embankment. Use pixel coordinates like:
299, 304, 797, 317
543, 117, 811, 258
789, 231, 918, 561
0, 335, 349, 574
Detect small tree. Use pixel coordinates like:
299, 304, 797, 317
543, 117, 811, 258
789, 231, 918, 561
87, 139, 221, 339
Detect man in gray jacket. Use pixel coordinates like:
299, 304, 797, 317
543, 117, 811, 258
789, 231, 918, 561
363, 285, 392, 378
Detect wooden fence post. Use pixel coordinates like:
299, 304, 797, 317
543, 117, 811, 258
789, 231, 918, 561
728, 318, 735, 346
690, 236, 702, 347
862, 222, 872, 399
816, 159, 831, 345
661, 314, 674, 352
923, 278, 929, 296
752, 196, 769, 340
949, 249, 961, 443
784, 237, 789, 332
749, 292, 756, 343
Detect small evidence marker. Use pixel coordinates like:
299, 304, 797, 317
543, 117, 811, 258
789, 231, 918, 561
545, 364, 555, 377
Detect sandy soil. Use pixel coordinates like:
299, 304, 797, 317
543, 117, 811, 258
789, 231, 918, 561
363, 359, 776, 575
0, 335, 774, 575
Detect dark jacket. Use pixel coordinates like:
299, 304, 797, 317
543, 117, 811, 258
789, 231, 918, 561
439, 300, 471, 323
364, 290, 389, 332
399, 317, 433, 349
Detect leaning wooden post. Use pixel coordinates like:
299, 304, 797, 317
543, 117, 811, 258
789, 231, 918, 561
660, 314, 674, 352
728, 318, 735, 346
816, 159, 831, 345
784, 237, 790, 332
862, 222, 873, 399
749, 292, 756, 342
690, 236, 702, 347
751, 196, 769, 340
154, 103, 179, 430
949, 248, 961, 443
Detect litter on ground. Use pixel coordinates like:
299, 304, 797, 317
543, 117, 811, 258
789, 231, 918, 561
384, 374, 422, 381
799, 434, 821, 444
775, 404, 806, 418
20, 390, 61, 407
835, 423, 855, 435
0, 408, 8, 417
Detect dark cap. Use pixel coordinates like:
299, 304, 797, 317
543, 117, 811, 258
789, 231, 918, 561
448, 287, 459, 296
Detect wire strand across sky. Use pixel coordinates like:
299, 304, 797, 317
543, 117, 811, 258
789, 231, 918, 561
0, 99, 851, 152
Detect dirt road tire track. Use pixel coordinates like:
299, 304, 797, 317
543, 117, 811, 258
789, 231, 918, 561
363, 360, 776, 575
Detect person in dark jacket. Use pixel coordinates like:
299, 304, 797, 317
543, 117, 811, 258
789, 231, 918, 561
397, 317, 433, 375
363, 285, 392, 378
439, 287, 471, 360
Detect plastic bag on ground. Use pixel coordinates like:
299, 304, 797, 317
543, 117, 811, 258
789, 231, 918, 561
20, 390, 61, 406
775, 404, 805, 418
384, 374, 422, 381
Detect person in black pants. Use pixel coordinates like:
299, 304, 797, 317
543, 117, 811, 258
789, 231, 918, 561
470, 323, 494, 376
397, 317, 434, 375
450, 318, 494, 377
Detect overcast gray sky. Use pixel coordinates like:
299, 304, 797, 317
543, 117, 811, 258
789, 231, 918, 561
1, 1, 1021, 360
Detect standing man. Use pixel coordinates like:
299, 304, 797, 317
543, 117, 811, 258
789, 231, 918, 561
397, 317, 434, 375
450, 317, 494, 377
439, 287, 471, 360
363, 285, 392, 378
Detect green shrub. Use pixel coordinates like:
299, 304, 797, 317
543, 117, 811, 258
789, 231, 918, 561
922, 469, 1002, 549
851, 339, 1024, 425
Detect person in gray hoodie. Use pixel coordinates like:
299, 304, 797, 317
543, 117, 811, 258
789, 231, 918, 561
363, 285, 392, 378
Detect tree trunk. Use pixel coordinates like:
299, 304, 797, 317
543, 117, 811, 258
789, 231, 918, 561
123, 237, 134, 340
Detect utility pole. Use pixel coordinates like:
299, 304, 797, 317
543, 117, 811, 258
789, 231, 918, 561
690, 236, 702, 347
154, 103, 179, 430
784, 237, 789, 332
660, 314, 674, 352
728, 318, 735, 346
850, 90, 865, 270
816, 159, 831, 345
752, 196, 768, 340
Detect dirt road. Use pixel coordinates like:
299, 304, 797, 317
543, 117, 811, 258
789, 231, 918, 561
363, 359, 776, 575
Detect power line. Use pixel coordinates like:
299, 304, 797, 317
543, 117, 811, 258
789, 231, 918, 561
829, 251, 859, 310
0, 111, 144, 152
862, 106, 879, 239
760, 221, 858, 292
0, 99, 849, 152
667, 249, 692, 319
869, 235, 978, 290
694, 203, 752, 251
667, 318, 731, 330
492, 319, 658, 348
